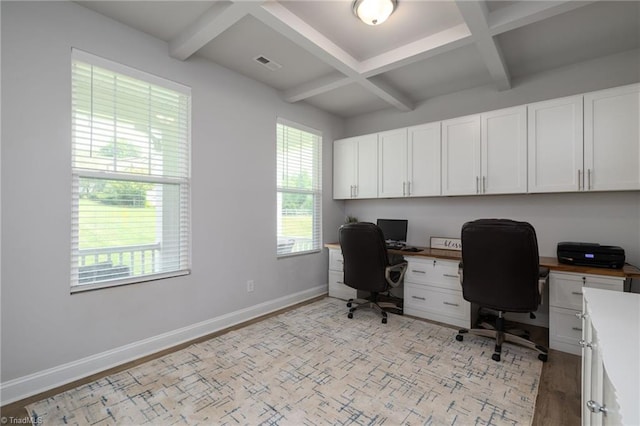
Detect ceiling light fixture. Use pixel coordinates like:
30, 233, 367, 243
353, 0, 397, 26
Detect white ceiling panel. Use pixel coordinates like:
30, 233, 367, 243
304, 83, 392, 118
196, 15, 338, 91
498, 1, 640, 78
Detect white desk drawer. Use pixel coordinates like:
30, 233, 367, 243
549, 306, 583, 355
328, 270, 356, 300
405, 283, 470, 323
406, 258, 460, 290
328, 249, 344, 272
550, 272, 624, 310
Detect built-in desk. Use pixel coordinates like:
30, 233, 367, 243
325, 243, 640, 354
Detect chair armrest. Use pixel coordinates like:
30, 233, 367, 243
385, 262, 408, 287
538, 266, 550, 304
458, 261, 463, 285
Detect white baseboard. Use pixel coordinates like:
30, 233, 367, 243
1, 286, 327, 405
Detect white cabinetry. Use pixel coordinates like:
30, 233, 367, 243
548, 272, 624, 355
442, 115, 481, 195
327, 248, 357, 300
333, 135, 378, 199
403, 256, 470, 328
581, 288, 639, 426
481, 106, 527, 194
584, 83, 640, 191
378, 123, 442, 198
442, 107, 526, 196
528, 95, 584, 193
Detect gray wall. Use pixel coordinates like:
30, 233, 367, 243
0, 0, 345, 394
342, 49, 640, 289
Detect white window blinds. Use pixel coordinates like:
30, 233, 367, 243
276, 119, 322, 257
71, 49, 191, 292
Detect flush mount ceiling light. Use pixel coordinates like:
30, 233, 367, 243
353, 0, 397, 26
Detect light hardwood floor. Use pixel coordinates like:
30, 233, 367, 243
1, 298, 581, 425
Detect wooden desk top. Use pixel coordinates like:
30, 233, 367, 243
324, 243, 640, 279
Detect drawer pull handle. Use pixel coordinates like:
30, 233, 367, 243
411, 270, 426, 274
579, 339, 595, 349
572, 327, 583, 331
443, 274, 459, 278
571, 291, 583, 296
586, 400, 607, 414
412, 296, 426, 300
443, 302, 459, 307
575, 312, 587, 319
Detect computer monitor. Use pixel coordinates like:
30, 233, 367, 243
376, 219, 408, 244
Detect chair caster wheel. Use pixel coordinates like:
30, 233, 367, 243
346, 302, 352, 308
491, 353, 501, 362
382, 317, 387, 324
347, 313, 353, 319
538, 353, 548, 362
455, 334, 463, 341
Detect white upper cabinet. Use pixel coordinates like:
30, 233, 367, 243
378, 128, 408, 198
528, 95, 584, 193
584, 83, 640, 191
481, 106, 528, 194
407, 122, 441, 197
378, 123, 441, 198
442, 115, 481, 195
333, 134, 378, 199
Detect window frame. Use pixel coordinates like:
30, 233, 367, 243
276, 118, 323, 258
70, 49, 192, 293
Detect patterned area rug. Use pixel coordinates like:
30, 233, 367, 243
27, 298, 542, 425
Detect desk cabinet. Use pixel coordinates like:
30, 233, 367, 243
549, 272, 624, 355
403, 256, 470, 328
327, 248, 357, 300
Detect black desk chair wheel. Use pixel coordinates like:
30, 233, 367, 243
455, 219, 549, 362
339, 222, 407, 324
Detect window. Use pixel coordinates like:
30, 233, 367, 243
71, 49, 191, 292
276, 119, 322, 257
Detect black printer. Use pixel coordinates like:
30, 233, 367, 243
557, 242, 625, 269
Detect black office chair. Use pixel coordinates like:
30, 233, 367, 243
455, 219, 549, 362
339, 222, 408, 324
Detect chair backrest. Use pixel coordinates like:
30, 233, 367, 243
461, 219, 541, 312
339, 222, 390, 293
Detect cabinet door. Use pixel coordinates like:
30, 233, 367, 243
528, 96, 583, 193
333, 138, 357, 199
355, 134, 378, 198
408, 122, 441, 197
481, 106, 527, 194
442, 115, 481, 195
378, 128, 407, 198
584, 83, 640, 191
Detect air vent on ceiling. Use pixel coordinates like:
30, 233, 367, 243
254, 55, 282, 71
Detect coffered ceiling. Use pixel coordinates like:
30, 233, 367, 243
77, 0, 640, 118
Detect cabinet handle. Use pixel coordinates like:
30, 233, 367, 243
443, 301, 459, 307
443, 274, 459, 278
402, 182, 406, 196
350, 185, 354, 198
571, 291, 583, 296
482, 176, 486, 193
587, 169, 592, 190
354, 185, 358, 198
476, 176, 480, 194
579, 339, 595, 349
412, 296, 426, 300
575, 312, 587, 319
411, 269, 426, 274
407, 181, 411, 196
586, 400, 607, 414
572, 327, 583, 331
578, 170, 582, 191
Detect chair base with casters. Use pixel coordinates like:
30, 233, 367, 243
346, 293, 402, 324
455, 312, 549, 362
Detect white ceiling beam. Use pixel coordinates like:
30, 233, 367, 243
488, 1, 596, 36
282, 72, 351, 103
251, 1, 413, 111
169, 1, 259, 61
360, 23, 473, 77
455, 0, 511, 91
